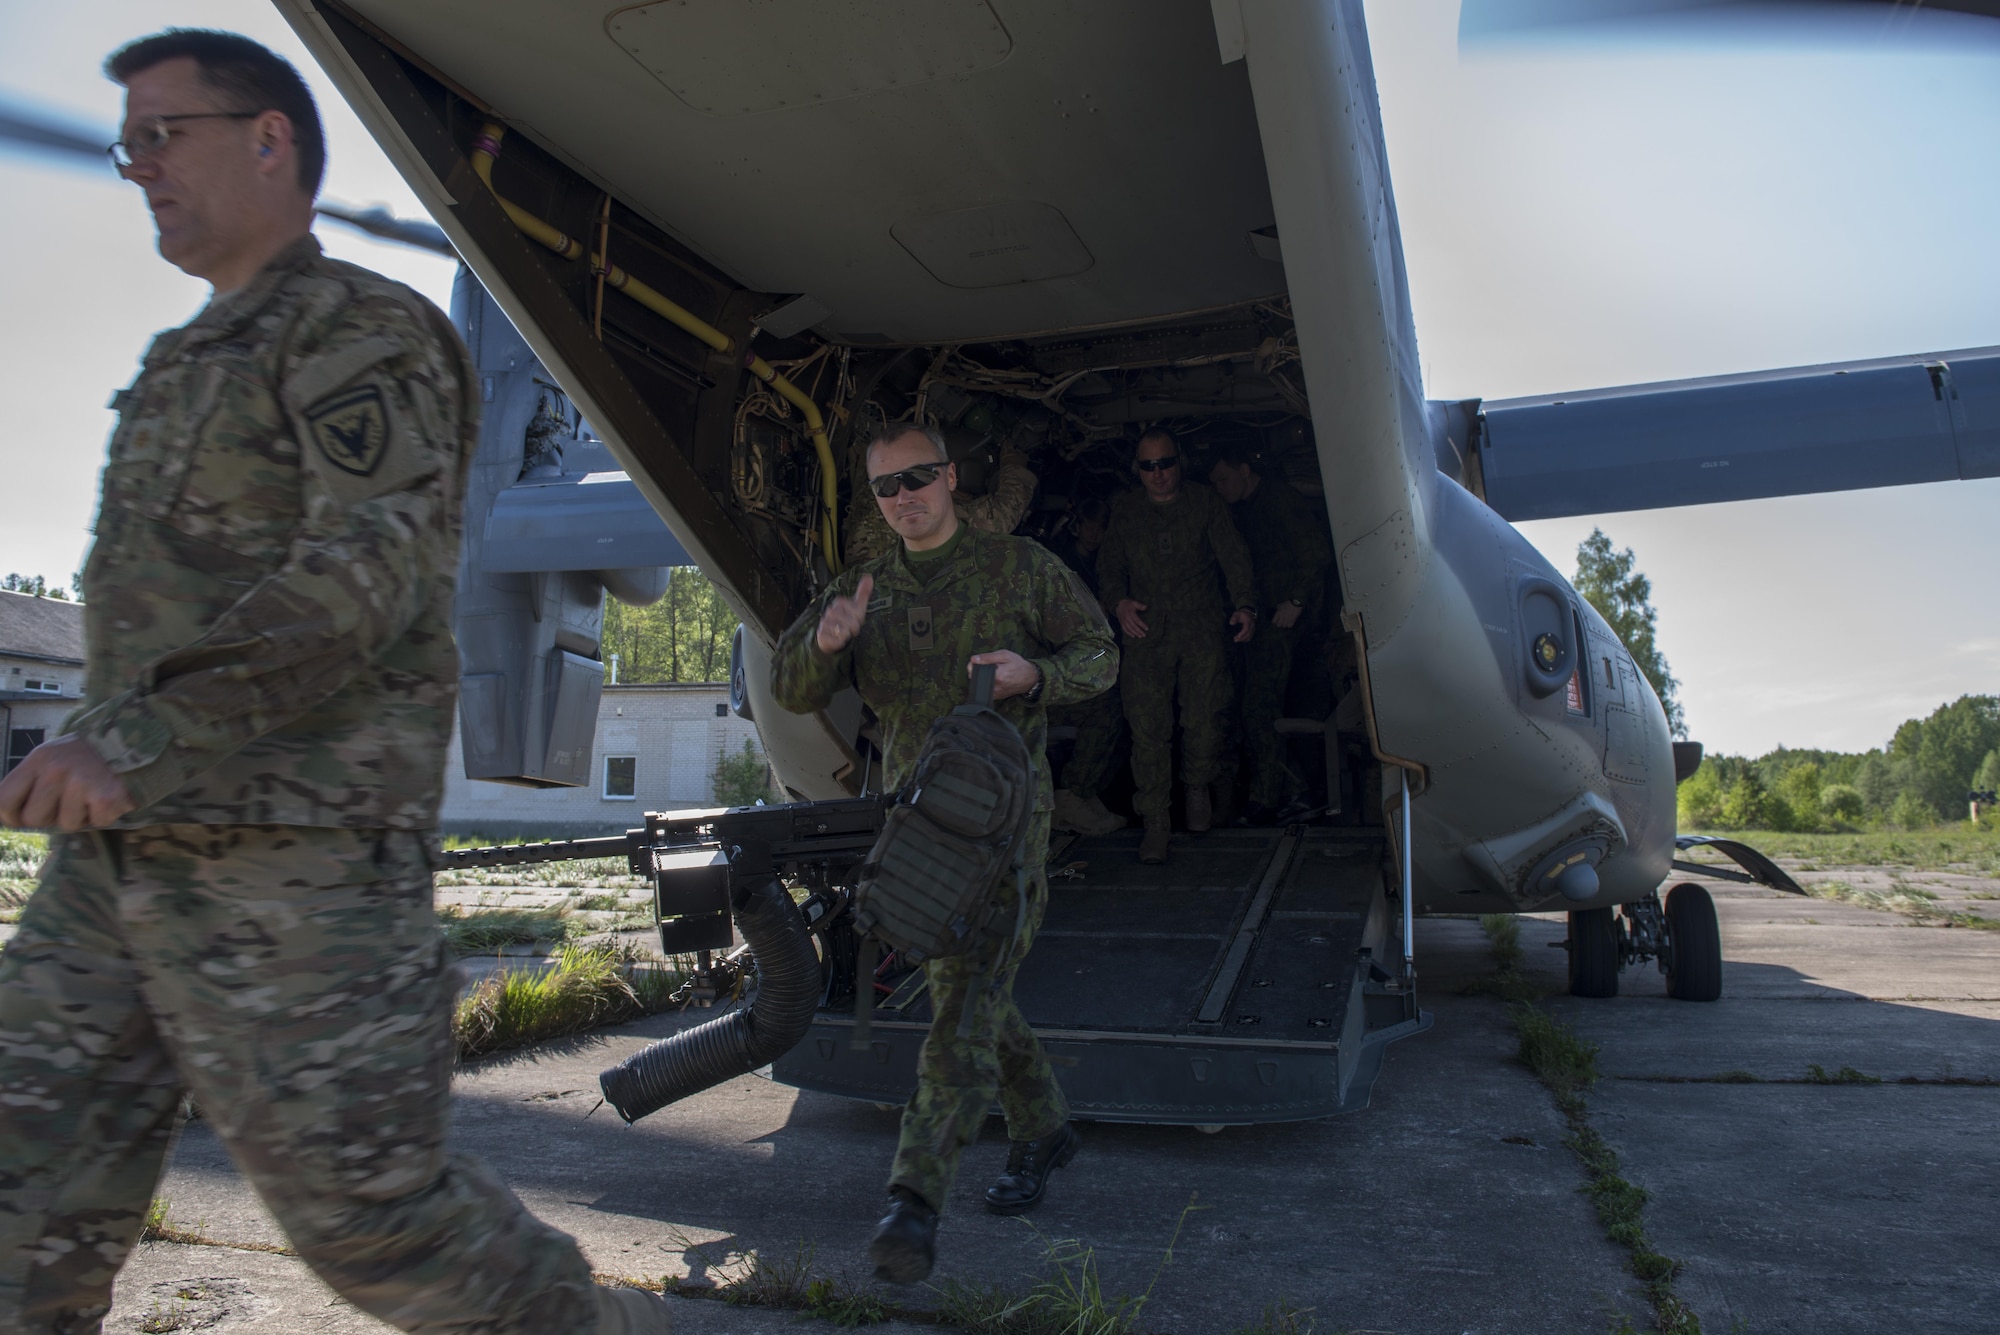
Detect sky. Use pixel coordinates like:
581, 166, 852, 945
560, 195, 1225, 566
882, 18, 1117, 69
0, 1, 1994, 759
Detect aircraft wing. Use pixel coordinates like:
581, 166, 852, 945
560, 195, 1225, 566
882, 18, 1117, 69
1473, 346, 2000, 521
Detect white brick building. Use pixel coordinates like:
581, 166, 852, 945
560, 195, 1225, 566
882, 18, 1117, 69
0, 591, 86, 775
439, 682, 767, 838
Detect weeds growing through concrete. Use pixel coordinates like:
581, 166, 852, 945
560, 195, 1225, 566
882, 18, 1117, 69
1803, 1063, 1881, 1085
1805, 881, 1999, 931
1231, 1298, 1320, 1333
453, 942, 681, 1059
1458, 914, 1544, 1002
1477, 920, 1700, 1335
437, 904, 576, 954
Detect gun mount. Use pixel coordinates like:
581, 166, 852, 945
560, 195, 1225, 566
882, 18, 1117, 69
442, 796, 885, 1121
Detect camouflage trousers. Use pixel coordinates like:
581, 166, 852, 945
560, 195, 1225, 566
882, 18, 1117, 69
1238, 619, 1307, 809
889, 819, 1066, 1212
1050, 685, 1124, 801
1119, 612, 1231, 822
0, 825, 600, 1335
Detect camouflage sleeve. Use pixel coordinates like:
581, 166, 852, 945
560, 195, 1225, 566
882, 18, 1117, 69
956, 463, 1037, 536
771, 569, 864, 714
1208, 490, 1257, 611
1029, 549, 1118, 707
67, 296, 472, 811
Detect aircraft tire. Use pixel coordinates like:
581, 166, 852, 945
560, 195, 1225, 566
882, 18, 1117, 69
1664, 883, 1723, 1002
1566, 907, 1620, 998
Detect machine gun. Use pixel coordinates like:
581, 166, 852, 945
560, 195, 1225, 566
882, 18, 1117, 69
442, 795, 886, 1121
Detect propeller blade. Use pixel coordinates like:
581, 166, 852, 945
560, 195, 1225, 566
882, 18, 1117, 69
0, 98, 110, 167
313, 201, 456, 257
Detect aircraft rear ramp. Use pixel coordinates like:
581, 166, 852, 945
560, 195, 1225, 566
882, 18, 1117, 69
773, 825, 1430, 1125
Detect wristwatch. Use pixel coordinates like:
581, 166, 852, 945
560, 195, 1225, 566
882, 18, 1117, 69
1025, 664, 1046, 703
1284, 598, 1304, 609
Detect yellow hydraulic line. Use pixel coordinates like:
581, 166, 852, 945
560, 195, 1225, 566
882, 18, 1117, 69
471, 124, 840, 570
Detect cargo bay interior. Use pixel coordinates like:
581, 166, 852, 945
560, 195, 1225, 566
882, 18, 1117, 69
357, 32, 1428, 1120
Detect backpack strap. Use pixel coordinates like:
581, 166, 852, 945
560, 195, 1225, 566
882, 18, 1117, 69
851, 934, 879, 1051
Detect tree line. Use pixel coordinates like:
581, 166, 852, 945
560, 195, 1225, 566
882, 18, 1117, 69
600, 567, 736, 683
1680, 694, 2000, 832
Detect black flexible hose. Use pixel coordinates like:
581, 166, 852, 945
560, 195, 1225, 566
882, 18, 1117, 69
598, 877, 821, 1123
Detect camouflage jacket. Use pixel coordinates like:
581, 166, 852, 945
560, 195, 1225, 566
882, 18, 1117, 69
1232, 477, 1334, 611
1096, 483, 1255, 618
66, 235, 476, 828
771, 524, 1116, 812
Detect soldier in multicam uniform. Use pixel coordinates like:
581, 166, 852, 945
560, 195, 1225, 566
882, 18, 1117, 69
0, 32, 666, 1335
1097, 430, 1256, 864
772, 423, 1116, 1286
1208, 446, 1336, 825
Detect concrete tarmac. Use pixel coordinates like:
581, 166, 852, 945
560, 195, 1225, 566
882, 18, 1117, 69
111, 877, 1999, 1334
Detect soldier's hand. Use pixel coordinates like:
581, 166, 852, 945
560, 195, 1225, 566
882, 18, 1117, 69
816, 573, 874, 654
969, 650, 1040, 701
0, 735, 137, 832
1271, 602, 1303, 630
1230, 608, 1256, 644
1115, 598, 1149, 639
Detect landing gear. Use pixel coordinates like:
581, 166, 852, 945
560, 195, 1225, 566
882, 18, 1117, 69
1566, 907, 1621, 998
1663, 883, 1723, 1002
1564, 884, 1723, 1002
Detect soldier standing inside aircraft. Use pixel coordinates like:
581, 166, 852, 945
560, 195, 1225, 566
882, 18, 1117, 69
0, 31, 666, 1335
1047, 497, 1127, 836
773, 423, 1116, 1285
1208, 446, 1336, 824
1098, 430, 1256, 863
843, 441, 1038, 565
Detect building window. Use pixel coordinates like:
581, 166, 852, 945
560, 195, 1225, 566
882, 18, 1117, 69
714, 702, 728, 717
603, 754, 637, 800
5, 729, 45, 776
21, 680, 60, 695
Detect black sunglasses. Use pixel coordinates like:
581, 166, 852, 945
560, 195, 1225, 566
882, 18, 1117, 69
1135, 455, 1180, 473
868, 464, 945, 498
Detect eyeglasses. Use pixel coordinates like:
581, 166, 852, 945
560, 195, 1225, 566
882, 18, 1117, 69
1135, 455, 1180, 473
867, 464, 946, 498
107, 112, 259, 171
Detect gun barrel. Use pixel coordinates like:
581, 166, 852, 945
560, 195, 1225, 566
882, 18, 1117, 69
437, 834, 633, 869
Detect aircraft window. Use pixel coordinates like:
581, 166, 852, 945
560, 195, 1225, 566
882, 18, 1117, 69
602, 754, 638, 801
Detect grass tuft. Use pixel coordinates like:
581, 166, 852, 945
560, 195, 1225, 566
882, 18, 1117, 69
1804, 1063, 1881, 1085
453, 942, 681, 1060
1232, 1298, 1319, 1334
437, 905, 576, 956
1805, 880, 2000, 932
1460, 915, 1544, 1002
1513, 1002, 1600, 1104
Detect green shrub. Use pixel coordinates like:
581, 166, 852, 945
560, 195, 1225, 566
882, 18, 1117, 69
1774, 763, 1824, 833
1676, 764, 1725, 829
712, 738, 775, 807
1888, 791, 1936, 832
1720, 769, 1772, 831
1819, 784, 1865, 824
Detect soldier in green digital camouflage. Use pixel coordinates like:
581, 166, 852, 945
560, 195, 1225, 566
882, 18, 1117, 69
772, 422, 1116, 1286
1097, 430, 1256, 863
843, 444, 1038, 565
1209, 446, 1336, 824
0, 32, 665, 1335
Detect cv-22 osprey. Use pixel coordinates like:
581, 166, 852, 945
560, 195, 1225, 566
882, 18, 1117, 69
239, 0, 1995, 1124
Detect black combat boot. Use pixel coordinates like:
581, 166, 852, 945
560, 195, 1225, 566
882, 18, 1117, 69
869, 1186, 939, 1284
984, 1122, 1083, 1215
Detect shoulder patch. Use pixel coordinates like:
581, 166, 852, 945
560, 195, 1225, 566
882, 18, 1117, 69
306, 385, 389, 476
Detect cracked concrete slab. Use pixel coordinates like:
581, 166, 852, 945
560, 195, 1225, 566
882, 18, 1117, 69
116, 870, 2000, 1333
145, 915, 1645, 1334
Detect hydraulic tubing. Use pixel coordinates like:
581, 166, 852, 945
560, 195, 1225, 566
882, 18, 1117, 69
597, 876, 822, 1123
470, 124, 841, 570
